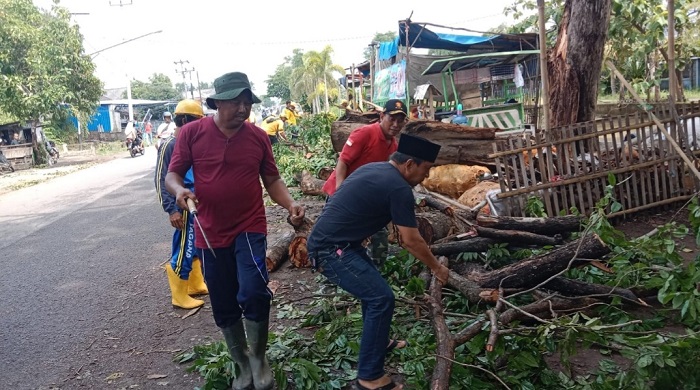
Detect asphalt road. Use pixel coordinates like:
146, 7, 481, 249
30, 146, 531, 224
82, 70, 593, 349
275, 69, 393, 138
0, 151, 218, 389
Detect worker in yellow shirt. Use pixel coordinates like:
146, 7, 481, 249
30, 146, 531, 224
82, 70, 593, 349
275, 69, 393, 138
261, 114, 287, 144
283, 101, 299, 140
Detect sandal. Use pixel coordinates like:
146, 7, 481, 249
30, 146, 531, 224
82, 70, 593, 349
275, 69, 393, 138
386, 339, 409, 352
355, 380, 401, 390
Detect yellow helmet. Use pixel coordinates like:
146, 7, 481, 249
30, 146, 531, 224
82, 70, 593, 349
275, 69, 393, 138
174, 99, 204, 118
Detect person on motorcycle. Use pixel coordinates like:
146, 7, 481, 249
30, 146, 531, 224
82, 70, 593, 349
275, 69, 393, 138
155, 111, 176, 150
154, 99, 208, 309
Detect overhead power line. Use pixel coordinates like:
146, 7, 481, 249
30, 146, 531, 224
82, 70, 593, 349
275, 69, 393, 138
223, 35, 374, 47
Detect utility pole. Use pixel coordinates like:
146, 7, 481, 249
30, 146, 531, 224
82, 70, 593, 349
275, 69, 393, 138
109, 0, 133, 6
174, 60, 195, 99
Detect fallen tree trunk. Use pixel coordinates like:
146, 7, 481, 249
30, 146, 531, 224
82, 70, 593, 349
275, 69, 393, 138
416, 211, 454, 244
403, 120, 496, 140
296, 170, 326, 196
289, 217, 314, 268
476, 215, 584, 235
544, 276, 640, 303
265, 232, 295, 272
475, 226, 563, 246
330, 121, 366, 151
430, 237, 499, 256
331, 121, 497, 166
468, 234, 610, 288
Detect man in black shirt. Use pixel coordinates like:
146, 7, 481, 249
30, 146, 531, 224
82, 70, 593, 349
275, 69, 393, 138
307, 134, 450, 390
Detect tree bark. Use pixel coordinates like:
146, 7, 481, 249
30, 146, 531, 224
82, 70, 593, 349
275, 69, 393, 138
289, 217, 314, 268
476, 215, 583, 235
331, 121, 497, 166
468, 234, 610, 289
543, 276, 639, 302
430, 237, 499, 256
416, 211, 454, 244
548, 0, 612, 131
265, 232, 295, 272
296, 170, 325, 196
474, 226, 563, 246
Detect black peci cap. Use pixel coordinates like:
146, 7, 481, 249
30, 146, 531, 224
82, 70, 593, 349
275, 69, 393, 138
397, 134, 441, 163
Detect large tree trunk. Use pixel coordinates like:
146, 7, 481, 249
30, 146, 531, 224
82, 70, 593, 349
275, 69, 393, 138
468, 234, 610, 288
548, 0, 612, 131
330, 120, 497, 166
476, 215, 583, 235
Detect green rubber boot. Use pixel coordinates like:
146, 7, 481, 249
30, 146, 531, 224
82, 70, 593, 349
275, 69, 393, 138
244, 318, 274, 390
221, 320, 253, 390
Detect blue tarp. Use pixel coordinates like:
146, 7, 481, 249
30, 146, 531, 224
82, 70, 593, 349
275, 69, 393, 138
377, 21, 537, 58
379, 38, 399, 61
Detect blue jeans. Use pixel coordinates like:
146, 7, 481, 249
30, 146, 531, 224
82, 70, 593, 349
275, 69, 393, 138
313, 245, 394, 381
200, 232, 272, 328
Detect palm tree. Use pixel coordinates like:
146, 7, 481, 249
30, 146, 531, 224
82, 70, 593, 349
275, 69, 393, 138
307, 46, 345, 112
289, 46, 345, 113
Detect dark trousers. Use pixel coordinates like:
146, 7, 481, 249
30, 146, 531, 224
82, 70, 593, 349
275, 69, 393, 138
200, 232, 272, 328
313, 246, 394, 381
268, 135, 278, 145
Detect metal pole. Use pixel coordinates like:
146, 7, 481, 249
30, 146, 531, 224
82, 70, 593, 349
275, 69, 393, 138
404, 21, 411, 109
537, 0, 552, 135
196, 71, 202, 102
369, 43, 375, 102
126, 74, 134, 122
668, 0, 677, 103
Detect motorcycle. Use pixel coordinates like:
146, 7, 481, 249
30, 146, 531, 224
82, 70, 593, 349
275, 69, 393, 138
126, 132, 145, 158
0, 150, 14, 174
45, 140, 59, 166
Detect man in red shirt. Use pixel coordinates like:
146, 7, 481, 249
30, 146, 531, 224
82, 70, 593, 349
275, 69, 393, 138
166, 71, 304, 390
322, 99, 406, 197
323, 99, 407, 268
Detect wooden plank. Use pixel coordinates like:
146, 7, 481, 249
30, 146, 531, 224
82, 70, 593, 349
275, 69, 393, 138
622, 114, 635, 212
514, 136, 529, 213
608, 194, 694, 218
492, 142, 510, 216
571, 126, 586, 215
584, 122, 597, 213
534, 131, 555, 216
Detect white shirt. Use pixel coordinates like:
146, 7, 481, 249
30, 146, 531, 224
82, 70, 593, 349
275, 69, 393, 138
157, 122, 176, 138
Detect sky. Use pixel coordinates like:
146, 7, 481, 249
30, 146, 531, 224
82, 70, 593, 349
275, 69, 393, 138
33, 0, 516, 95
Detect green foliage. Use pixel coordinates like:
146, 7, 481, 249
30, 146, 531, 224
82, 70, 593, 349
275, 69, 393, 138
689, 196, 700, 245
266, 49, 304, 101
525, 196, 547, 217
128, 73, 179, 101
181, 169, 700, 389
0, 0, 102, 125
274, 113, 337, 186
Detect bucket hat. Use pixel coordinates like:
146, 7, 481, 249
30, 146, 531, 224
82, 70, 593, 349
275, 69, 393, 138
205, 72, 261, 109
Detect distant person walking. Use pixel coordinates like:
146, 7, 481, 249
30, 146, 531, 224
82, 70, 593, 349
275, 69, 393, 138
143, 121, 153, 146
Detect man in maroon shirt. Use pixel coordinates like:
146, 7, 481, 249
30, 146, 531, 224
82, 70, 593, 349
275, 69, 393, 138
166, 71, 304, 390
323, 99, 407, 269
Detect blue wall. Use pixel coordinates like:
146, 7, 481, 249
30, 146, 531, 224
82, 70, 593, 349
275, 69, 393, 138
69, 105, 113, 132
